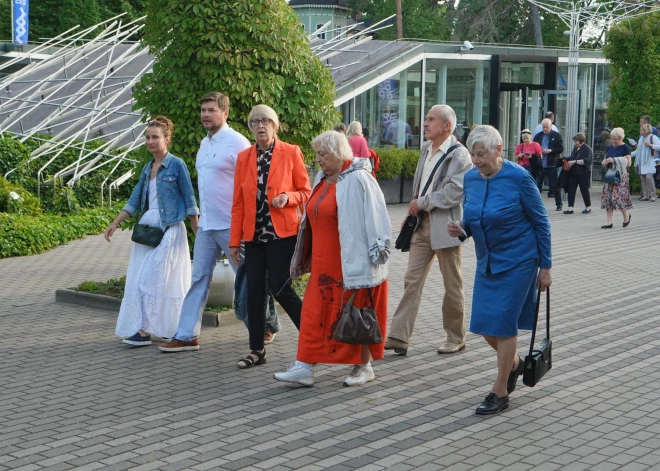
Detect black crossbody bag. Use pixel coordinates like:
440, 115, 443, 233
523, 288, 552, 387
395, 144, 460, 252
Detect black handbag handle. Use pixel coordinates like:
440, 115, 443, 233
345, 288, 375, 309
528, 288, 550, 357
418, 144, 460, 198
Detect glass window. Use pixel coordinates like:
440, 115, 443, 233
501, 62, 545, 85
351, 60, 423, 149
425, 59, 490, 143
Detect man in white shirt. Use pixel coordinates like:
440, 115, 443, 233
533, 111, 558, 136
160, 92, 251, 352
385, 105, 473, 356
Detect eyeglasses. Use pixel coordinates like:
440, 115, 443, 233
249, 118, 270, 127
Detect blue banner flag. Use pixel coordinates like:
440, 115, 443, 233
12, 0, 29, 45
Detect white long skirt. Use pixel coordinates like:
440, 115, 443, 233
115, 209, 191, 338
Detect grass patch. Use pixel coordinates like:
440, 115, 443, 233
74, 277, 126, 299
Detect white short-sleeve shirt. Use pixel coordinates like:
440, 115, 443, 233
196, 124, 251, 231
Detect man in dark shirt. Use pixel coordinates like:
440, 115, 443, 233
533, 119, 564, 211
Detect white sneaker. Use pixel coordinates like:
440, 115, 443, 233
273, 361, 314, 387
343, 363, 375, 387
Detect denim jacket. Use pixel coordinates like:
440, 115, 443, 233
122, 153, 199, 227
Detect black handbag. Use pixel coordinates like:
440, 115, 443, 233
131, 223, 167, 248
333, 289, 382, 345
604, 163, 621, 184
130, 182, 169, 248
395, 144, 460, 252
394, 215, 419, 252
523, 288, 552, 387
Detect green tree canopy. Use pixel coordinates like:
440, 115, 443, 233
348, 0, 452, 41
134, 0, 338, 169
452, 0, 568, 47
603, 12, 660, 138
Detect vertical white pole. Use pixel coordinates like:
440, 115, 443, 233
473, 63, 484, 125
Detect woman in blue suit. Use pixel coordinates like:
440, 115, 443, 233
448, 125, 552, 415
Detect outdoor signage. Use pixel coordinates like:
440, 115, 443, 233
11, 0, 29, 45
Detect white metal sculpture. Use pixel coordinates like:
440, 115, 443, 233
0, 14, 149, 204
527, 0, 659, 138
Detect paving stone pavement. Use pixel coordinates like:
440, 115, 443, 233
2, 190, 660, 471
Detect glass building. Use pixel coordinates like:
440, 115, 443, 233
328, 41, 611, 179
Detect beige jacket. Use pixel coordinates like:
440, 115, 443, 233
412, 136, 473, 249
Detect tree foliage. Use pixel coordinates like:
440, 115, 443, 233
452, 0, 568, 47
348, 0, 452, 41
603, 12, 660, 138
0, 0, 145, 41
134, 0, 338, 170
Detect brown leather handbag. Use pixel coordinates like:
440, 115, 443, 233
562, 160, 572, 172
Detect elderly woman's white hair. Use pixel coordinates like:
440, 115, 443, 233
610, 127, 625, 140
346, 121, 363, 139
311, 130, 353, 162
248, 104, 280, 132
466, 125, 503, 154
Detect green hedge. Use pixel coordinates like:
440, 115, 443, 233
0, 177, 41, 216
0, 206, 117, 258
374, 148, 420, 179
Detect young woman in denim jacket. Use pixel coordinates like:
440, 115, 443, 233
105, 116, 199, 346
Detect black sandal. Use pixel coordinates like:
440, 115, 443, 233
237, 350, 266, 369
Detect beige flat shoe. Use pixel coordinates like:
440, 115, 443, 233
437, 342, 466, 354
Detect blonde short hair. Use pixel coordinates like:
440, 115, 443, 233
346, 121, 363, 139
247, 104, 280, 132
641, 123, 653, 136
610, 127, 625, 140
311, 131, 353, 162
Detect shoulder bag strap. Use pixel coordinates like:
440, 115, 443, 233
419, 143, 461, 198
528, 287, 550, 357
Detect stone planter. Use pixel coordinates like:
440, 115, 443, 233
377, 175, 402, 204
401, 178, 414, 204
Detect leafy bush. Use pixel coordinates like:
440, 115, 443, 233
0, 177, 41, 216
0, 206, 117, 258
627, 164, 642, 195
373, 148, 404, 179
1, 136, 138, 210
52, 187, 81, 214
399, 150, 422, 179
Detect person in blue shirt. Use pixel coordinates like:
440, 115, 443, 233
448, 125, 552, 415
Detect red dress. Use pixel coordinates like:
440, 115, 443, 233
296, 178, 388, 365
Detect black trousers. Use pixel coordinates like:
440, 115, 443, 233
244, 236, 301, 351
567, 172, 591, 208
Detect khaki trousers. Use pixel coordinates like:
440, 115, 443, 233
389, 215, 465, 346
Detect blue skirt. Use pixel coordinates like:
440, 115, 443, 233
470, 258, 538, 337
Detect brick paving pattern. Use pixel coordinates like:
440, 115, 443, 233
1, 191, 660, 471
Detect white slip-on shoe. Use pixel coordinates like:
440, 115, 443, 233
343, 363, 375, 387
273, 361, 314, 387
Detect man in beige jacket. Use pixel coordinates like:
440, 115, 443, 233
386, 104, 473, 355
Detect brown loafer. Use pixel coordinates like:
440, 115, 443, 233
437, 342, 466, 354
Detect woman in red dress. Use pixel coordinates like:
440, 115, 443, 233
274, 131, 391, 387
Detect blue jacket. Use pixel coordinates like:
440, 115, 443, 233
123, 153, 199, 227
462, 160, 552, 275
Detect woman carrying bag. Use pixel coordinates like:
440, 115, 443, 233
632, 123, 659, 202
562, 133, 593, 214
105, 116, 199, 346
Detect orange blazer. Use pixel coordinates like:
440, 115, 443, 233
230, 139, 311, 247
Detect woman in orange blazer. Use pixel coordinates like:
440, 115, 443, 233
230, 104, 311, 369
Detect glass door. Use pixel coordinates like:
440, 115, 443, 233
499, 89, 524, 160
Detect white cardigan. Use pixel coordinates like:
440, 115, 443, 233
631, 134, 660, 175
290, 159, 391, 289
